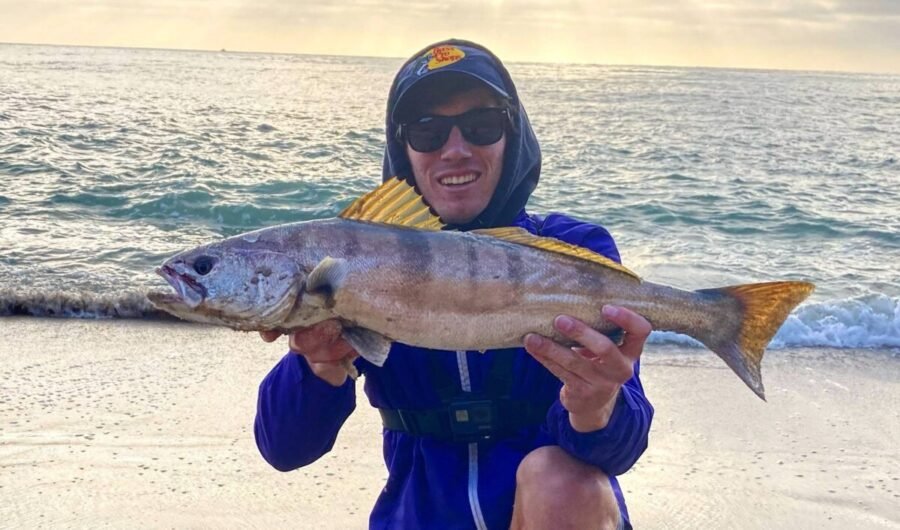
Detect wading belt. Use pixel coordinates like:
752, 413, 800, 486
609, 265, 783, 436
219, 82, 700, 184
378, 349, 553, 443
378, 400, 549, 443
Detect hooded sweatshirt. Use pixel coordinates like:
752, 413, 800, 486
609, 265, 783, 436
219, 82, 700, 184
255, 39, 653, 529
382, 38, 541, 232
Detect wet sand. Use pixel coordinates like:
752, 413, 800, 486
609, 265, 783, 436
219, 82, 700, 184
1, 318, 897, 528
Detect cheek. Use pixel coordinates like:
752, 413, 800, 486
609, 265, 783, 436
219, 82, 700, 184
484, 139, 506, 177
208, 272, 245, 300
406, 148, 439, 200
406, 146, 428, 179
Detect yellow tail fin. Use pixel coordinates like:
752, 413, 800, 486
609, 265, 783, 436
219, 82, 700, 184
699, 281, 815, 400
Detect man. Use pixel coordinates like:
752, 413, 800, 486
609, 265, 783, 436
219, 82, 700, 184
255, 39, 653, 530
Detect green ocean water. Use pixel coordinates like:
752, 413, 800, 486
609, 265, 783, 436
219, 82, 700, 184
1, 43, 898, 349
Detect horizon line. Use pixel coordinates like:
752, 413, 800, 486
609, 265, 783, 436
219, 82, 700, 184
2, 40, 898, 78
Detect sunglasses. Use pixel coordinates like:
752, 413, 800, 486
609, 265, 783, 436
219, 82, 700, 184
401, 107, 510, 153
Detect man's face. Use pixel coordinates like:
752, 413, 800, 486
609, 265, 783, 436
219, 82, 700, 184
405, 87, 506, 225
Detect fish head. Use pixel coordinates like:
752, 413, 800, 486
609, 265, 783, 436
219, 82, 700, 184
147, 240, 303, 330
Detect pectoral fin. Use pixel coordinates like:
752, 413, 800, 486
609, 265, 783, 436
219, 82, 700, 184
342, 327, 391, 367
307, 256, 349, 296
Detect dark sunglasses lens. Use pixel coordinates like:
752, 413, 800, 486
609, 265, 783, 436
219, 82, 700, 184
404, 109, 507, 152
406, 117, 451, 152
459, 109, 506, 146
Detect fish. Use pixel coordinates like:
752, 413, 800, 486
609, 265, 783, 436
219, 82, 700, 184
147, 177, 815, 399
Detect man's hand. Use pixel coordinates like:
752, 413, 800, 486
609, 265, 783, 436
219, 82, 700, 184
259, 320, 358, 387
524, 305, 651, 432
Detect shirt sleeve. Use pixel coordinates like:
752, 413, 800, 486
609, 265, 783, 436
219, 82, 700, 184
536, 213, 655, 475
254, 353, 356, 471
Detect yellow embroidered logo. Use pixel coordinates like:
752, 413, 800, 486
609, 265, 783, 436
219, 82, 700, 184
425, 45, 466, 71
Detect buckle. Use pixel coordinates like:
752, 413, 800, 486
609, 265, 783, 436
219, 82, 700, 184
448, 400, 497, 442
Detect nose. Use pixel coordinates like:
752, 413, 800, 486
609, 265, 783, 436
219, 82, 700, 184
439, 126, 472, 161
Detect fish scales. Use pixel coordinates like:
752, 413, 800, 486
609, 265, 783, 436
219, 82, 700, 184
148, 179, 815, 398
288, 220, 640, 349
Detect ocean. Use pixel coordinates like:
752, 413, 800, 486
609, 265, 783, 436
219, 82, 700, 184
1, 43, 898, 351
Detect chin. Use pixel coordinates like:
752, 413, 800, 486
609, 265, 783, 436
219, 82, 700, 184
441, 213, 478, 225
438, 214, 467, 225
436, 199, 488, 225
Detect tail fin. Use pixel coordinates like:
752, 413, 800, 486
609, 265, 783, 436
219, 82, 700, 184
697, 281, 815, 400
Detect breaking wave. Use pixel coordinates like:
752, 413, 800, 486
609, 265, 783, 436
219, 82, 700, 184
773, 294, 900, 348
0, 288, 174, 319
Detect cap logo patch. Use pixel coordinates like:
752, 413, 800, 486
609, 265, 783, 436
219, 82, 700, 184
417, 45, 466, 75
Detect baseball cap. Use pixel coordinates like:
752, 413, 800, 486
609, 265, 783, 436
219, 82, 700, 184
391, 43, 511, 124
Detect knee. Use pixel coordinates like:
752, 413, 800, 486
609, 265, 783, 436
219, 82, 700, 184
516, 446, 567, 488
516, 446, 617, 512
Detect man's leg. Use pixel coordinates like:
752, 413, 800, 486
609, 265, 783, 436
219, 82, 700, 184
509, 446, 621, 530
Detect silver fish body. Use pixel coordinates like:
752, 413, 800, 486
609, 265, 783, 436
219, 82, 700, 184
148, 217, 814, 399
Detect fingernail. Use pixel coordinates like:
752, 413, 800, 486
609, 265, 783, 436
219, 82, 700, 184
602, 305, 619, 318
524, 333, 543, 350
555, 315, 574, 332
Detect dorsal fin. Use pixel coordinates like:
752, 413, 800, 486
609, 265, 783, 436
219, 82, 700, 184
339, 179, 637, 279
339, 177, 444, 230
472, 227, 641, 280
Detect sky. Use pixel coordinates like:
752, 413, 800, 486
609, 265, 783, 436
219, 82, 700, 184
1, 0, 899, 74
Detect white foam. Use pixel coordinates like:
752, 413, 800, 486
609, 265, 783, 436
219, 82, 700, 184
773, 294, 900, 349
647, 331, 704, 347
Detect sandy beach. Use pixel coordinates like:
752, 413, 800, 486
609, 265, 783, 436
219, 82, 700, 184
1, 317, 897, 529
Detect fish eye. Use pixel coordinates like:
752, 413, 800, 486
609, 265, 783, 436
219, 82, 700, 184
192, 256, 216, 276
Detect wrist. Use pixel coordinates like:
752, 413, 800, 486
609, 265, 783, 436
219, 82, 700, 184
569, 390, 620, 433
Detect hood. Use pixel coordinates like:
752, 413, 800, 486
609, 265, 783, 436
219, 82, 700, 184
381, 38, 542, 231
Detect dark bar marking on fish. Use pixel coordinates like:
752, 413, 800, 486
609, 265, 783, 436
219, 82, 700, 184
465, 235, 482, 306
397, 229, 434, 286
466, 237, 479, 283
341, 223, 364, 262
505, 245, 525, 292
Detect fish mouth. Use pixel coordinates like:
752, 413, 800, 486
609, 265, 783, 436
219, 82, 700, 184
154, 264, 207, 308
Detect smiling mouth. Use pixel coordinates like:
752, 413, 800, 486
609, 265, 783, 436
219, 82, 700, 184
438, 173, 479, 186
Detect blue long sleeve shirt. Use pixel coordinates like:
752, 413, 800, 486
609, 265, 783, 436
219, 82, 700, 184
254, 211, 654, 529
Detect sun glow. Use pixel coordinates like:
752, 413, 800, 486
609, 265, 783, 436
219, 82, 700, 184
0, 0, 897, 74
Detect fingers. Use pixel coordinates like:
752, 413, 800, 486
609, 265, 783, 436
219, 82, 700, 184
572, 346, 598, 361
526, 331, 622, 427
289, 320, 356, 363
552, 315, 635, 383
526, 308, 651, 431
258, 320, 356, 363
553, 315, 612, 358
524, 334, 589, 387
600, 305, 651, 361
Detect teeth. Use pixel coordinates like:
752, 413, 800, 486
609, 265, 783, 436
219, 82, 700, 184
440, 173, 477, 186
